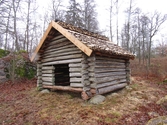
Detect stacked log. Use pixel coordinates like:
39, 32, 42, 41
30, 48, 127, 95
94, 56, 128, 94
37, 61, 42, 87
37, 33, 130, 97
125, 60, 130, 84
39, 35, 83, 87
39, 35, 82, 65
88, 55, 96, 89
81, 54, 90, 91
42, 66, 55, 85
69, 63, 83, 87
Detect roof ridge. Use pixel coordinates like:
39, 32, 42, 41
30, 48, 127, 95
56, 21, 109, 41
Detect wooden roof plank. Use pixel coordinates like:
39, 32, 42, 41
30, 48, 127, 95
31, 21, 93, 62
51, 21, 92, 57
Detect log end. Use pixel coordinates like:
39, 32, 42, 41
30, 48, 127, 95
81, 91, 90, 100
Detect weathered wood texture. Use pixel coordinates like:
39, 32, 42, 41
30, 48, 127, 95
51, 21, 93, 56
87, 55, 96, 89
43, 85, 83, 93
37, 34, 130, 96
80, 54, 99, 98
97, 83, 127, 94
38, 35, 83, 88
81, 54, 90, 91
42, 65, 55, 85
37, 62, 42, 87
94, 56, 128, 94
69, 62, 82, 87
31, 21, 94, 61
125, 60, 130, 84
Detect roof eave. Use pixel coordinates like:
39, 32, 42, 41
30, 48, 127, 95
30, 21, 93, 62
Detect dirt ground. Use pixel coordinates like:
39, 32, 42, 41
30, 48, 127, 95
0, 77, 167, 125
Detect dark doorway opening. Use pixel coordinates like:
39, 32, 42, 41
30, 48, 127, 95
54, 64, 70, 86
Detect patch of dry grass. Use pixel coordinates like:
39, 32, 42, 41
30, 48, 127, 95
131, 57, 167, 83
1, 77, 167, 125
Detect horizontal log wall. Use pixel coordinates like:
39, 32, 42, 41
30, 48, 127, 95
94, 55, 128, 94
125, 60, 130, 84
97, 83, 127, 94
37, 61, 42, 87
69, 62, 83, 87
39, 34, 83, 87
42, 65, 55, 86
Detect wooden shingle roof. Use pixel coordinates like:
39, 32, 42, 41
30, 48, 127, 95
31, 21, 135, 61
57, 21, 135, 59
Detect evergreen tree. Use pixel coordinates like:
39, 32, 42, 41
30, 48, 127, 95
82, 0, 99, 32
65, 0, 83, 27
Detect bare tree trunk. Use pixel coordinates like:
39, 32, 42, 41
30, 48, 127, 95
116, 0, 119, 45
147, 12, 167, 66
109, 0, 113, 41
148, 36, 152, 66
26, 0, 30, 52
12, 52, 15, 83
142, 35, 145, 65
146, 35, 149, 78
5, 7, 11, 50
127, 0, 132, 51
12, 0, 21, 51
23, 31, 26, 50
138, 13, 141, 64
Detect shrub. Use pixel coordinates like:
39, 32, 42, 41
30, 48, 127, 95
130, 57, 167, 81
4, 52, 36, 80
0, 49, 10, 58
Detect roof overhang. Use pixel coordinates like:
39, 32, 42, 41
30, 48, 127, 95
30, 21, 93, 62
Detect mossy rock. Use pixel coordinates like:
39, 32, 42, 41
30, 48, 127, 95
89, 95, 106, 104
1, 51, 36, 80
146, 116, 167, 125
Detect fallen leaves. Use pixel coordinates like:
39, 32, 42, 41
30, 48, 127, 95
1, 77, 167, 125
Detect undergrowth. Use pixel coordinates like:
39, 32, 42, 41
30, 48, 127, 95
130, 56, 167, 82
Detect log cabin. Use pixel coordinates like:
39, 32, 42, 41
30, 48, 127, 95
31, 20, 135, 100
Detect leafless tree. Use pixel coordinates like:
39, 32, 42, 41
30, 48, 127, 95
82, 0, 99, 32
115, 0, 119, 45
136, 8, 141, 64
4, 7, 12, 50
155, 35, 167, 56
22, 0, 38, 52
24, 0, 31, 52
0, 0, 12, 50
50, 0, 65, 21
65, 0, 83, 27
147, 11, 167, 65
126, 0, 133, 51
121, 0, 135, 51
12, 0, 21, 51
109, 0, 113, 41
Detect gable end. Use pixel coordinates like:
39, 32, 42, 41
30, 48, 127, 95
31, 21, 92, 62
